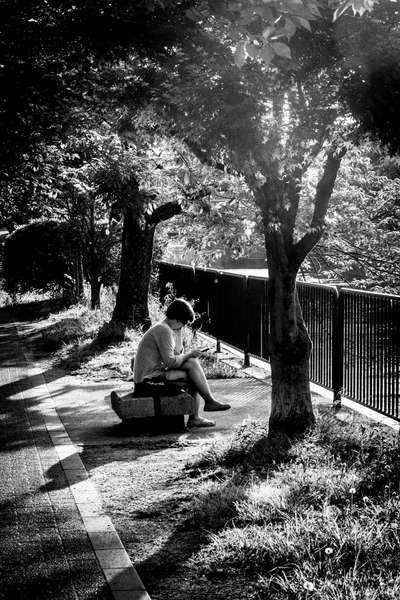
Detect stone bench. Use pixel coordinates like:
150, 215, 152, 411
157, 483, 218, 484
110, 389, 197, 432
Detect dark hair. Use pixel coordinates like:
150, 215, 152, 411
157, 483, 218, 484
166, 298, 195, 324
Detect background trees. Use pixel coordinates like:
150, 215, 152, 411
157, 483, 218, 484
146, 0, 400, 432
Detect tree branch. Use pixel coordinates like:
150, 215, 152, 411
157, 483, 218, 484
147, 200, 182, 225
293, 147, 345, 264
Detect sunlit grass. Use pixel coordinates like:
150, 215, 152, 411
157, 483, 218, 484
183, 413, 400, 599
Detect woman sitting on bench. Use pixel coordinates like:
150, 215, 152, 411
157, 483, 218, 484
133, 298, 231, 428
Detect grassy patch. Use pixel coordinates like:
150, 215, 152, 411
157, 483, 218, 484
24, 289, 245, 380
178, 413, 400, 599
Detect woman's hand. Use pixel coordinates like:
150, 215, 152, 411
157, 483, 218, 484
188, 349, 203, 359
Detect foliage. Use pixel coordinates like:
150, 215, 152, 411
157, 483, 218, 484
187, 0, 382, 70
0, 1, 199, 176
3, 219, 79, 295
311, 145, 400, 291
339, 1, 400, 155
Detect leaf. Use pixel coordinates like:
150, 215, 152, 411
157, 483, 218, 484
333, 0, 352, 21
185, 8, 199, 21
259, 45, 275, 64
284, 18, 297, 36
246, 41, 259, 58
234, 41, 247, 67
271, 42, 292, 59
291, 15, 312, 30
262, 26, 274, 39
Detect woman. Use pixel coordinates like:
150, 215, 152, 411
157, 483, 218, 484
133, 298, 231, 427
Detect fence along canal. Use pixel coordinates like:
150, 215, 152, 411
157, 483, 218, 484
158, 262, 400, 422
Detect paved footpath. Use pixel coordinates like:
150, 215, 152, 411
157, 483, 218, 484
0, 310, 337, 600
0, 314, 150, 600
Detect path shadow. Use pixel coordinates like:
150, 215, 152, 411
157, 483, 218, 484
0, 298, 66, 323
128, 429, 296, 594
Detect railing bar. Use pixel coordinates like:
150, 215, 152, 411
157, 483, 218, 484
373, 296, 379, 411
389, 300, 394, 417
396, 301, 400, 418
391, 301, 396, 418
368, 296, 373, 409
349, 294, 354, 400
361, 295, 367, 408
383, 298, 388, 416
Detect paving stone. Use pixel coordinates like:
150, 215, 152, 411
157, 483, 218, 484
95, 548, 133, 569
103, 567, 146, 591
88, 530, 125, 551
60, 531, 93, 554
82, 515, 116, 533
112, 591, 152, 600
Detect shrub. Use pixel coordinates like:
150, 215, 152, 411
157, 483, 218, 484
4, 219, 79, 295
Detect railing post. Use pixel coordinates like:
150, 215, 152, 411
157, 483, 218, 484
242, 276, 250, 367
214, 273, 221, 353
332, 287, 344, 407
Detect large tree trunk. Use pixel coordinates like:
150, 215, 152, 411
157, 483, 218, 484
112, 205, 154, 330
256, 148, 344, 436
111, 185, 181, 331
267, 262, 315, 435
90, 278, 102, 310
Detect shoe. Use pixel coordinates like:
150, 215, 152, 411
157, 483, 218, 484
187, 417, 215, 428
204, 400, 231, 412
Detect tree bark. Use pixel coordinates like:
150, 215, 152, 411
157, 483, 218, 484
254, 148, 344, 435
267, 261, 315, 435
90, 278, 102, 310
112, 206, 155, 330
111, 192, 181, 330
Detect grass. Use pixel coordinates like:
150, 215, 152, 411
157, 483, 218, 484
177, 413, 400, 599
16, 288, 245, 380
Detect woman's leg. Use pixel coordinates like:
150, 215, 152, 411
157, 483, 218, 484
165, 368, 216, 426
178, 358, 230, 411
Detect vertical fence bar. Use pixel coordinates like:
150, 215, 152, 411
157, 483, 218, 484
332, 288, 344, 406
242, 277, 250, 367
214, 272, 221, 353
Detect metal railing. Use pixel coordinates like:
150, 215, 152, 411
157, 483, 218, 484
158, 261, 400, 421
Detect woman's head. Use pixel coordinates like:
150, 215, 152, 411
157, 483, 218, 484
165, 298, 195, 325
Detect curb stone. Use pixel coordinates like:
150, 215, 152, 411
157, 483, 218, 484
15, 325, 152, 600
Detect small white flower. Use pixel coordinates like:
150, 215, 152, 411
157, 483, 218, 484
303, 581, 315, 591
349, 487, 356, 495
325, 547, 334, 555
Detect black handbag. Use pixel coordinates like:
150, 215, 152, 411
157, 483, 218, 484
134, 379, 187, 397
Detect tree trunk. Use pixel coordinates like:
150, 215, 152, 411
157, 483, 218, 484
267, 264, 315, 435
74, 255, 84, 302
90, 278, 102, 310
111, 204, 154, 330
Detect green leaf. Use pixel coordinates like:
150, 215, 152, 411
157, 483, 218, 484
333, 0, 353, 21
259, 45, 275, 64
291, 15, 312, 30
271, 42, 292, 59
246, 42, 259, 59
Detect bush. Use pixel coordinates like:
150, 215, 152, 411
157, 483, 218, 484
4, 219, 79, 295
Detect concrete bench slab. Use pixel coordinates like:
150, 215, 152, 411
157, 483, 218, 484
110, 389, 197, 432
